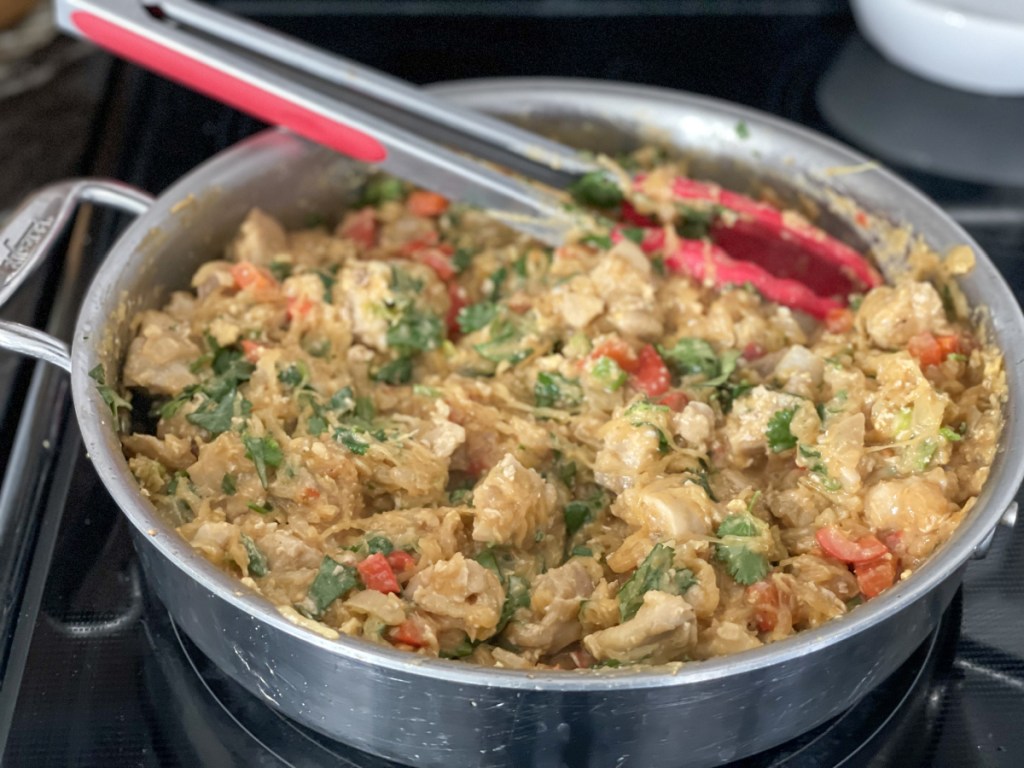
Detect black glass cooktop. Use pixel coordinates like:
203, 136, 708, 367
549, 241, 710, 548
2, 3, 1024, 766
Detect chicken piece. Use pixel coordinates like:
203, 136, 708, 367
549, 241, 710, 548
680, 558, 720, 620
189, 521, 246, 572
504, 558, 602, 655
186, 433, 266, 520
335, 260, 396, 351
228, 208, 288, 266
863, 471, 958, 560
773, 345, 824, 400
191, 260, 235, 300
672, 401, 715, 453
415, 400, 466, 459
408, 553, 505, 641
783, 554, 858, 603
814, 412, 865, 493
546, 276, 605, 330
611, 476, 714, 543
257, 530, 324, 572
692, 619, 762, 660
122, 310, 201, 396
594, 403, 673, 493
723, 386, 817, 466
583, 591, 697, 665
121, 433, 194, 471
857, 281, 951, 350
472, 453, 558, 548
588, 240, 663, 339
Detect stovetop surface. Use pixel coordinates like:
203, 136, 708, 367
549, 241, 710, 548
2, 3, 1024, 766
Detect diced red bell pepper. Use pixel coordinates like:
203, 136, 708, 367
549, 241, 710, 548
286, 295, 314, 321
240, 339, 264, 363
407, 190, 450, 217
338, 207, 377, 248
632, 344, 671, 397
299, 487, 321, 502
386, 550, 417, 574
742, 342, 765, 361
397, 230, 441, 255
231, 262, 277, 292
657, 390, 689, 411
824, 307, 854, 334
816, 526, 890, 564
854, 555, 897, 599
390, 618, 427, 648
908, 332, 959, 368
410, 246, 456, 282
445, 282, 468, 338
356, 552, 401, 594
619, 200, 656, 228
746, 580, 780, 633
589, 338, 639, 373
665, 239, 843, 319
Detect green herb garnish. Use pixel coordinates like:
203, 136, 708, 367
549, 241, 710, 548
242, 434, 283, 489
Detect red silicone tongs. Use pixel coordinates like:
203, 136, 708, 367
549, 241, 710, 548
53, 0, 880, 318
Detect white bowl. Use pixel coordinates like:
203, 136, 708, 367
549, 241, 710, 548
852, 0, 1024, 96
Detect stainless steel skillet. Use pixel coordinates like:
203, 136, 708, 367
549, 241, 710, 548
0, 79, 1021, 768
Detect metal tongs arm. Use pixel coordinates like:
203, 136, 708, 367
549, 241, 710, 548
53, 0, 599, 246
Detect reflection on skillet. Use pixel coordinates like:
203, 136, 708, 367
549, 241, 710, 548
108, 154, 1003, 671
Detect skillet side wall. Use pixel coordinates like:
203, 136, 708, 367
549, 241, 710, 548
133, 526, 963, 767
68, 81, 1024, 767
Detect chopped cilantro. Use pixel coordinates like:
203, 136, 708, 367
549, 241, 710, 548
241, 533, 269, 577
675, 205, 721, 240
474, 317, 532, 365
440, 635, 476, 659
316, 270, 336, 303
798, 444, 822, 459
88, 364, 132, 417
449, 488, 473, 506
568, 171, 624, 209
305, 556, 361, 618
564, 493, 606, 537
386, 306, 443, 354
580, 232, 612, 249
334, 428, 369, 455
247, 501, 273, 515
371, 356, 413, 385
242, 434, 283, 489
365, 535, 394, 555
660, 337, 720, 379
361, 176, 405, 206
498, 574, 530, 632
765, 407, 798, 453
651, 255, 666, 276
735, 120, 750, 139
590, 356, 628, 391
714, 515, 769, 585
327, 387, 355, 414
452, 248, 474, 273
268, 260, 293, 281
307, 413, 328, 436
456, 301, 497, 334
571, 546, 594, 558
621, 227, 645, 244
221, 473, 237, 495
513, 253, 529, 278
534, 372, 583, 409
487, 266, 508, 302
186, 386, 237, 436
278, 361, 310, 389
617, 543, 696, 621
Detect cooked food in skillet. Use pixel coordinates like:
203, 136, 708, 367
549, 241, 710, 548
111, 154, 1004, 669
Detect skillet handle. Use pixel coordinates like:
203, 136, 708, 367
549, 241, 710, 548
0, 179, 153, 372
